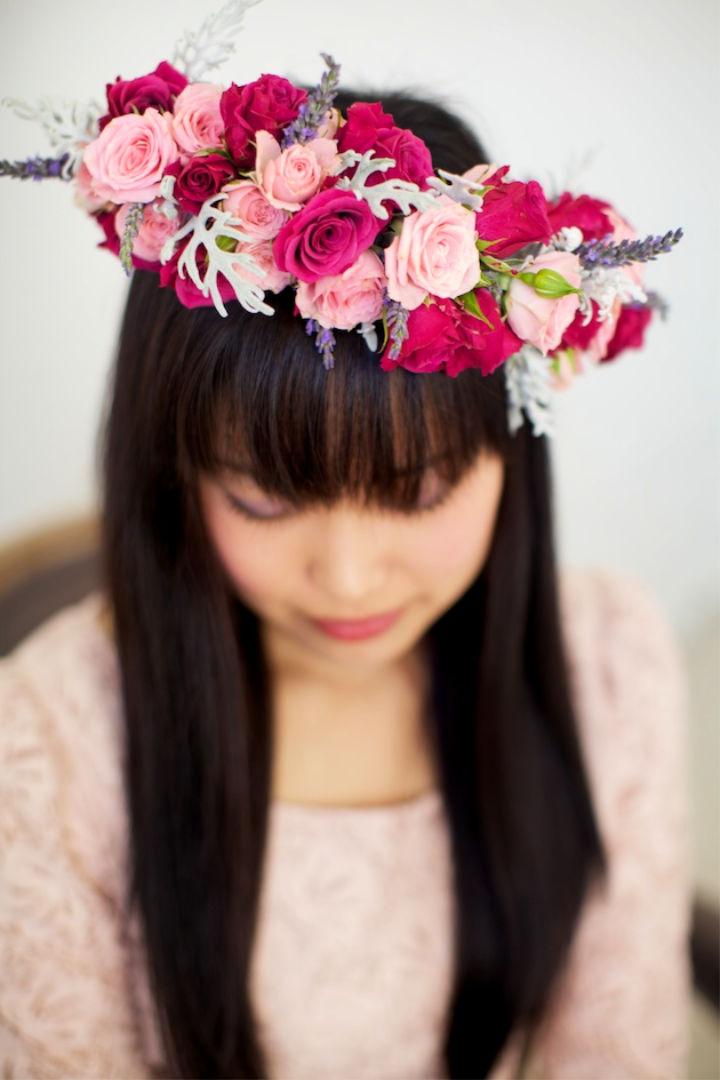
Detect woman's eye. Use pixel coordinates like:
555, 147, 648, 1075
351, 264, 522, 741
222, 490, 290, 522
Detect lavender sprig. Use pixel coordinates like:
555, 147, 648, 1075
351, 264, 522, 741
305, 318, 337, 370
577, 228, 683, 269
0, 152, 71, 180
119, 203, 145, 276
281, 53, 341, 149
382, 291, 410, 360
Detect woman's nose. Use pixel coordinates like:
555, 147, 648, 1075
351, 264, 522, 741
307, 505, 388, 607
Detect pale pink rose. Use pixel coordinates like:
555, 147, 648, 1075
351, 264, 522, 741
506, 250, 582, 355
83, 107, 180, 203
316, 107, 341, 139
115, 200, 178, 262
73, 159, 109, 212
295, 249, 386, 330
231, 238, 293, 294
254, 129, 340, 211
221, 179, 289, 239
172, 82, 224, 159
583, 296, 623, 364
384, 195, 480, 310
461, 163, 499, 185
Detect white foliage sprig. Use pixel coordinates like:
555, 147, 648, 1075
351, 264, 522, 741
171, 0, 263, 81
160, 192, 275, 318
1, 95, 102, 178
332, 149, 438, 220
504, 345, 556, 438
425, 168, 485, 211
581, 266, 646, 321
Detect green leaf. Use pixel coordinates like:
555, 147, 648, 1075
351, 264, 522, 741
215, 234, 237, 253
475, 237, 496, 252
480, 251, 515, 274
456, 289, 494, 327
379, 312, 389, 352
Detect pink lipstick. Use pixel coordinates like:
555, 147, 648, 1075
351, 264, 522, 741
310, 607, 403, 641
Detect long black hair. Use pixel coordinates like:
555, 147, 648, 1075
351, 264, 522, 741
99, 83, 608, 1077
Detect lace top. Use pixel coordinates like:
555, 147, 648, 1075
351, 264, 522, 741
0, 566, 693, 1078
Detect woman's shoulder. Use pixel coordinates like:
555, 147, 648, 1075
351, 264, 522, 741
0, 589, 128, 906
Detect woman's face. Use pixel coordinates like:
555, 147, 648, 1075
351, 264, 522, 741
198, 448, 505, 682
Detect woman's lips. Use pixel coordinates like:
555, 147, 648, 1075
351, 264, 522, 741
309, 607, 404, 641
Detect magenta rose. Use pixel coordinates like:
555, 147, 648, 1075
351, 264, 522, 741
99, 60, 188, 132
166, 153, 237, 214
603, 304, 653, 361
336, 100, 434, 192
158, 246, 239, 310
380, 290, 522, 377
474, 179, 552, 257
272, 187, 385, 283
220, 74, 308, 167
545, 192, 615, 242
559, 300, 604, 351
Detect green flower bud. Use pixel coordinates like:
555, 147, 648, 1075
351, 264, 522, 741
518, 268, 580, 298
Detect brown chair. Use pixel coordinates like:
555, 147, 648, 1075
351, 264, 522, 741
0, 515, 718, 1017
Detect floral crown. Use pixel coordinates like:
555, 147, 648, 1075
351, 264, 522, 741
1, 0, 682, 437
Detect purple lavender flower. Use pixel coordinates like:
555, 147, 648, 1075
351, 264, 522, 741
306, 318, 337, 369
0, 152, 71, 181
281, 53, 341, 149
381, 289, 410, 360
577, 228, 683, 269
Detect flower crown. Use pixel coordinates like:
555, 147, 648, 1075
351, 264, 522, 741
1, 0, 682, 438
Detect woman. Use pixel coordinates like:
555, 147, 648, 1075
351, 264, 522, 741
0, 83, 692, 1079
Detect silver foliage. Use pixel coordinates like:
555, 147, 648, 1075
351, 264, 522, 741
581, 265, 646, 321
425, 168, 484, 211
171, 0, 264, 82
504, 345, 556, 438
333, 149, 438, 220
1, 95, 102, 178
355, 320, 378, 352
160, 192, 275, 318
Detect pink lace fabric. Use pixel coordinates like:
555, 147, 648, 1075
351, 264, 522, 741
0, 566, 693, 1078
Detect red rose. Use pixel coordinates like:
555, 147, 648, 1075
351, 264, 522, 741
603, 304, 653, 361
559, 300, 603, 351
336, 101, 434, 192
545, 192, 614, 242
166, 153, 236, 214
98, 61, 188, 131
272, 187, 385, 283
474, 179, 552, 258
158, 246, 239, 310
220, 74, 308, 167
380, 290, 522, 377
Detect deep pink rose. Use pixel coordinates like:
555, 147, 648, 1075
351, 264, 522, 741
474, 179, 552, 257
380, 290, 522, 377
603, 304, 653, 361
166, 153, 236, 214
336, 100, 434, 193
559, 300, 603, 351
220, 74, 308, 167
272, 187, 385, 283
98, 61, 188, 131
545, 192, 615, 242
158, 246, 238, 309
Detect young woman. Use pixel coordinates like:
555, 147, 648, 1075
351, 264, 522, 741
0, 84, 692, 1078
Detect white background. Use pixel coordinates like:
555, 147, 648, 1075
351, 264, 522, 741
0, 0, 718, 639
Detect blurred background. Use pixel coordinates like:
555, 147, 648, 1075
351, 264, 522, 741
1, 0, 717, 1072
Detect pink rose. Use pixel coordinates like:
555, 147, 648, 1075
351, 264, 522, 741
221, 180, 289, 239
604, 206, 645, 288
230, 238, 293, 295
255, 129, 340, 211
380, 290, 522, 377
165, 153, 236, 214
461, 163, 500, 186
295, 249, 386, 330
99, 61, 187, 132
604, 303, 653, 361
506, 251, 582, 355
336, 100, 434, 198
114, 201, 178, 264
384, 195, 480, 310
220, 74, 308, 168
272, 187, 385, 283
172, 82, 225, 158
83, 107, 180, 204
74, 160, 109, 212
475, 177, 552, 257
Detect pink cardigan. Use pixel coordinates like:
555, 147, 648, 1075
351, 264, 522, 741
0, 566, 693, 1078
